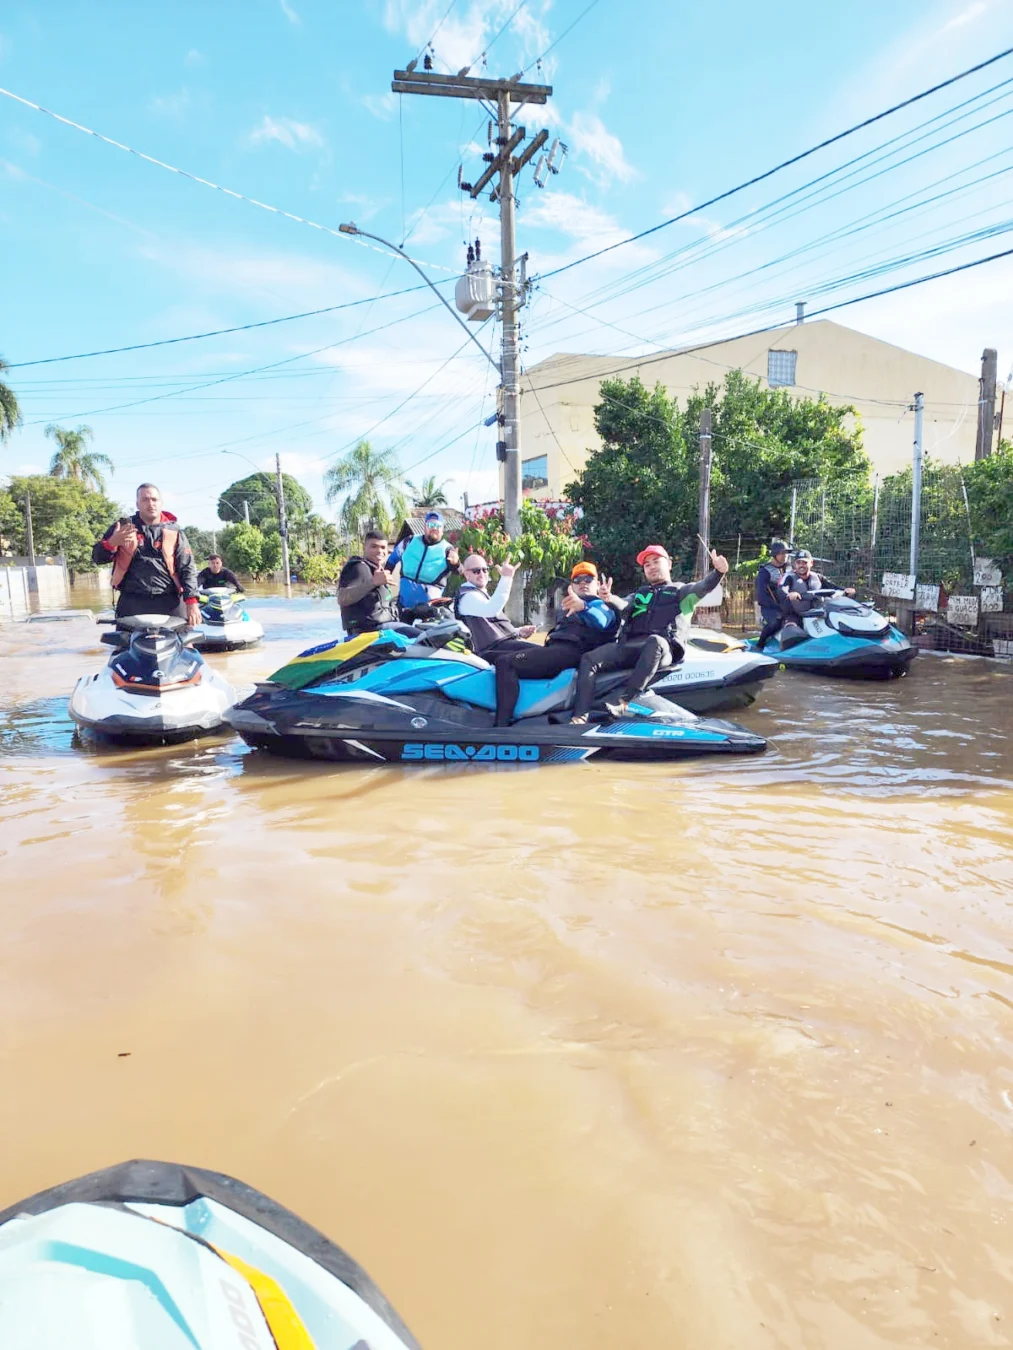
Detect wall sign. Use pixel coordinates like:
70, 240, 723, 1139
915, 583, 940, 611
947, 595, 979, 626
973, 558, 1002, 587
980, 586, 1004, 613
881, 572, 916, 599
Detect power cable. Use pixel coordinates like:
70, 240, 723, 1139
539, 43, 1013, 279
521, 0, 604, 74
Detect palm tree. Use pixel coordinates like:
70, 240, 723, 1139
406, 474, 450, 508
0, 356, 22, 443
324, 439, 408, 538
45, 424, 114, 492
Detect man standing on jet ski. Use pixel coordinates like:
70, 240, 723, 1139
784, 550, 856, 611
754, 539, 792, 651
387, 511, 462, 620
92, 482, 201, 626
196, 554, 242, 592
337, 530, 398, 636
493, 561, 619, 726
570, 544, 729, 722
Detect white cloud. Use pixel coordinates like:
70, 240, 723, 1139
248, 115, 324, 150
6, 129, 40, 156
136, 238, 366, 308
567, 109, 636, 187
522, 191, 630, 247
184, 47, 205, 66
279, 0, 302, 24
361, 91, 398, 121
150, 87, 192, 118
940, 0, 988, 32
381, 0, 550, 75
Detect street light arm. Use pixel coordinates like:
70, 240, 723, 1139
340, 223, 500, 373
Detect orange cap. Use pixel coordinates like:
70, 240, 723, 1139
571, 561, 598, 580
636, 544, 669, 566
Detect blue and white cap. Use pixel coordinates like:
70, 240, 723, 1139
424, 511, 444, 526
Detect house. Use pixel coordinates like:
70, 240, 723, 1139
514, 319, 997, 499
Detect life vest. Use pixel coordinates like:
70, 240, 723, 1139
110, 520, 180, 592
453, 581, 517, 654
339, 556, 397, 634
754, 560, 785, 606
397, 535, 456, 608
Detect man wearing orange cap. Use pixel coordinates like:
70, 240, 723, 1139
570, 543, 728, 722
492, 561, 618, 726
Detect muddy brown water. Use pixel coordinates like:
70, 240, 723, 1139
1, 593, 1012, 1348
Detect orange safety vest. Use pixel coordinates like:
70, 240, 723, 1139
110, 524, 181, 593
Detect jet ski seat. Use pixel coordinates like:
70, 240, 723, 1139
778, 622, 808, 651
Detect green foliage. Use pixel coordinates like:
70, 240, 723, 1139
965, 442, 1013, 571
566, 371, 869, 585
182, 526, 217, 561
0, 356, 22, 443
45, 423, 114, 492
219, 522, 268, 577
407, 474, 450, 507
458, 501, 585, 615
260, 527, 283, 575
3, 475, 123, 571
324, 439, 407, 538
297, 551, 347, 595
217, 472, 313, 530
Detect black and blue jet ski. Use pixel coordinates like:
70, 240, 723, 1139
195, 586, 264, 651
751, 589, 916, 678
226, 620, 766, 763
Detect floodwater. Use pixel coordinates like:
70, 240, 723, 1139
2, 592, 1013, 1349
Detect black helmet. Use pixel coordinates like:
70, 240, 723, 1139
794, 548, 813, 561
770, 539, 789, 557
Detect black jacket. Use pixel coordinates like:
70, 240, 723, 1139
621, 570, 722, 639
338, 556, 397, 633
754, 560, 786, 608
197, 565, 242, 591
92, 513, 199, 602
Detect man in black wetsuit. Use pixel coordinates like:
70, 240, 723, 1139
196, 554, 242, 591
92, 482, 200, 625
570, 543, 729, 722
337, 530, 398, 636
754, 539, 791, 651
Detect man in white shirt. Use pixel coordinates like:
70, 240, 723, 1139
453, 554, 536, 657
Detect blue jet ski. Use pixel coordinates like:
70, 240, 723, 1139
0, 1158, 419, 1348
753, 589, 916, 677
226, 619, 766, 763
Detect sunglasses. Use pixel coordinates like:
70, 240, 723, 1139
466, 565, 489, 574
572, 574, 597, 583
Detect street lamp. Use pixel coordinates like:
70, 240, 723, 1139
339, 223, 499, 374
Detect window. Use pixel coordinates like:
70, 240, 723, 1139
767, 349, 797, 387
522, 454, 548, 490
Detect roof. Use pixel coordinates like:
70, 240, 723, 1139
394, 508, 467, 546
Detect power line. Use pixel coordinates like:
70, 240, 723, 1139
540, 43, 1013, 279
0, 84, 454, 272
521, 0, 604, 74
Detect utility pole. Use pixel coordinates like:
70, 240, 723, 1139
243, 498, 250, 525
910, 392, 924, 580
392, 65, 552, 568
976, 347, 998, 460
24, 491, 36, 567
275, 453, 292, 597
696, 407, 712, 577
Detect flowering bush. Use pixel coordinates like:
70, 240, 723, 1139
457, 500, 586, 614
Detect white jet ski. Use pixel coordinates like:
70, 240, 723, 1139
194, 586, 264, 651
0, 1158, 420, 1349
653, 623, 780, 712
69, 614, 236, 744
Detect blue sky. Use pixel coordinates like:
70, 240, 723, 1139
3, 0, 1013, 527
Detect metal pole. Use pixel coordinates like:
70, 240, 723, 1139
696, 407, 712, 577
24, 491, 36, 567
869, 473, 880, 589
243, 498, 250, 525
910, 392, 924, 578
789, 486, 797, 546
211, 530, 217, 554
276, 453, 292, 597
975, 347, 998, 460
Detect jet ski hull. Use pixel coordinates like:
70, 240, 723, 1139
69, 670, 236, 743
653, 635, 778, 712
756, 629, 916, 678
193, 618, 264, 651
227, 684, 766, 762
0, 1159, 419, 1349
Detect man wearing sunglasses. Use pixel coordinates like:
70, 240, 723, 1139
570, 543, 728, 723
492, 561, 619, 726
453, 554, 536, 657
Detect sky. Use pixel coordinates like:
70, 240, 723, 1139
3, 0, 1013, 528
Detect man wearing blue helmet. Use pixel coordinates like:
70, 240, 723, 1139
388, 510, 461, 619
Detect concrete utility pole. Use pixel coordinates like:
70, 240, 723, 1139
275, 453, 292, 597
24, 491, 36, 567
391, 66, 552, 550
696, 407, 713, 577
910, 392, 924, 580
976, 347, 998, 459
243, 498, 250, 525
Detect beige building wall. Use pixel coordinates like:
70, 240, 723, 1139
516, 320, 987, 500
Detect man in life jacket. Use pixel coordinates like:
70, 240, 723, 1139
493, 561, 619, 726
92, 482, 200, 625
783, 549, 856, 613
387, 511, 461, 620
570, 543, 728, 723
754, 539, 792, 650
196, 553, 242, 592
454, 555, 535, 661
337, 529, 399, 636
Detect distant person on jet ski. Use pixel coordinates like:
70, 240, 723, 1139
196, 554, 242, 592
493, 561, 619, 727
784, 550, 856, 611
570, 544, 729, 723
337, 530, 398, 636
387, 511, 462, 620
92, 482, 201, 626
454, 555, 536, 663
754, 539, 792, 651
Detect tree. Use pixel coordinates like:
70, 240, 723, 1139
0, 357, 21, 443
45, 424, 114, 492
217, 472, 313, 530
324, 439, 407, 538
458, 500, 585, 617
566, 372, 869, 584
219, 523, 265, 576
407, 474, 449, 507
182, 526, 217, 561
3, 475, 122, 571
